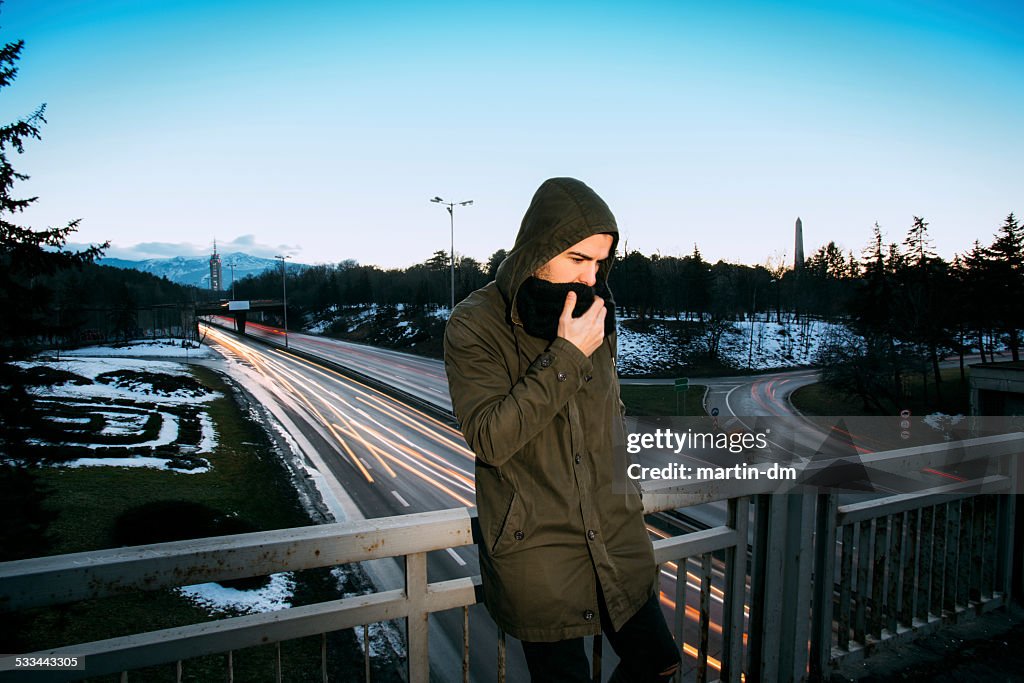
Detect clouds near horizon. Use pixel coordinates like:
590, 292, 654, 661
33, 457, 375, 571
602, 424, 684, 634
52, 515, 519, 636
68, 235, 301, 262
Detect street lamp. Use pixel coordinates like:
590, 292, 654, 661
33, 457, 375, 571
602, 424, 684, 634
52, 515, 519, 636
274, 255, 291, 349
227, 260, 237, 331
430, 196, 473, 312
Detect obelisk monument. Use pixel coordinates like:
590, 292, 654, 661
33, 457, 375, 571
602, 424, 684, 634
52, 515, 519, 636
794, 217, 805, 270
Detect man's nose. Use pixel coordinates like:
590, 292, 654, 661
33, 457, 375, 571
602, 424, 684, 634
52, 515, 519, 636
578, 265, 598, 287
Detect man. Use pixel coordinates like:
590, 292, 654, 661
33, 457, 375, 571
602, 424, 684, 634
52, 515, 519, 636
444, 178, 681, 681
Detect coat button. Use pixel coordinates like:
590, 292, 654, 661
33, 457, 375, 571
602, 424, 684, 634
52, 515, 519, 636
574, 454, 581, 464
557, 372, 567, 382
583, 609, 595, 621
513, 530, 524, 541
540, 355, 552, 368
584, 375, 592, 382
587, 529, 596, 541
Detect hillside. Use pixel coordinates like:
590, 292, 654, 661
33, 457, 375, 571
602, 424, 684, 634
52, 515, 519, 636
100, 252, 301, 288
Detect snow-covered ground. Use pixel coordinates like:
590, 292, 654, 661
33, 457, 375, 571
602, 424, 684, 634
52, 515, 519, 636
178, 572, 296, 615
718, 319, 838, 370
616, 323, 681, 375
59, 338, 213, 359
18, 339, 394, 661
15, 349, 219, 473
616, 317, 844, 374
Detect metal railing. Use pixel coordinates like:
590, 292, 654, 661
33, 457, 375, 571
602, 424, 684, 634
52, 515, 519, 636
1, 432, 1022, 683
811, 480, 1016, 676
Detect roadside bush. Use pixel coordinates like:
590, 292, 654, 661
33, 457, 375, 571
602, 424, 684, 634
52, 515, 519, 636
176, 409, 202, 446
19, 366, 92, 387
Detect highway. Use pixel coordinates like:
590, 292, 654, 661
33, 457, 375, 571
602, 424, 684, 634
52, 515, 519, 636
209, 316, 453, 412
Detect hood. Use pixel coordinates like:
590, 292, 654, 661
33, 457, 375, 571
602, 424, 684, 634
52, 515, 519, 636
495, 177, 619, 325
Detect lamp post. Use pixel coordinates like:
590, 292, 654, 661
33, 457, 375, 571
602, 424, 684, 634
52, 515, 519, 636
430, 196, 473, 312
228, 261, 237, 331
274, 255, 291, 349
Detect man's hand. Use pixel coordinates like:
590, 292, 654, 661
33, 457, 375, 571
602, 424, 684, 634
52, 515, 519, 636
557, 291, 606, 357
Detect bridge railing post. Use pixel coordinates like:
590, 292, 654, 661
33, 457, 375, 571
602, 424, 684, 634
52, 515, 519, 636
747, 492, 816, 683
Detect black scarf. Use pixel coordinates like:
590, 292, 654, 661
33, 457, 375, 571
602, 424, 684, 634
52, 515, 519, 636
515, 277, 616, 342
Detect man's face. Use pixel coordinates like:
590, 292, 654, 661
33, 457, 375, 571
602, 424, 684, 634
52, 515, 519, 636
534, 234, 613, 287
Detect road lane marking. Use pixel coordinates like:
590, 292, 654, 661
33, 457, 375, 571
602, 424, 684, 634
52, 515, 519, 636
391, 490, 410, 507
724, 384, 742, 415
446, 548, 467, 566
360, 457, 373, 470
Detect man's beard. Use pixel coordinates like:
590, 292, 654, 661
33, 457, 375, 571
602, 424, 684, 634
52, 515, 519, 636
515, 277, 616, 342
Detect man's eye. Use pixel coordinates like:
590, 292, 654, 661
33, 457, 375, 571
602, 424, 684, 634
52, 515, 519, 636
571, 257, 584, 264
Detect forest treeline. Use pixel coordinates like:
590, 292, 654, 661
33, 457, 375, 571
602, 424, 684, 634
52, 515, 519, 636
227, 213, 1024, 414
233, 213, 1023, 376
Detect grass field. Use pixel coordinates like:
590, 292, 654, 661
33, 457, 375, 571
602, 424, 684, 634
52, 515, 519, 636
791, 367, 971, 417
620, 383, 707, 416
5, 363, 401, 682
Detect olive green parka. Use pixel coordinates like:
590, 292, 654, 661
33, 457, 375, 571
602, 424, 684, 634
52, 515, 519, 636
443, 177, 656, 642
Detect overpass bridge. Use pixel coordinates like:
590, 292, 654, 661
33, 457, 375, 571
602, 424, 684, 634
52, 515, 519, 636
194, 299, 284, 335
1, 432, 1021, 682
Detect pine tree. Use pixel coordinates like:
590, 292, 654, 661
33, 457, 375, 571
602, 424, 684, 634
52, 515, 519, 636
985, 213, 1023, 361
963, 240, 995, 361
0, 6, 106, 560
0, 26, 106, 358
896, 216, 948, 399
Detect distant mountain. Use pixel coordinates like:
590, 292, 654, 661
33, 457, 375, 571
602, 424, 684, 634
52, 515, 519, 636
99, 252, 300, 288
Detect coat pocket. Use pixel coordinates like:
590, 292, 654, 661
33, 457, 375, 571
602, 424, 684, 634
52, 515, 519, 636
490, 488, 524, 557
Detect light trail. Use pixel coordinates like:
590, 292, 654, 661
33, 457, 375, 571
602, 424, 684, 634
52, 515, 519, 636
260, 353, 468, 500
250, 354, 400, 479
355, 394, 474, 458
205, 326, 377, 482
648, 520, 753, 672
205, 324, 474, 506
343, 403, 475, 485
261, 358, 471, 504
339, 420, 476, 504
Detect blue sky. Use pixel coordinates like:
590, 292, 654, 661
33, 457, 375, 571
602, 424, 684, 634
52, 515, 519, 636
4, 0, 1023, 268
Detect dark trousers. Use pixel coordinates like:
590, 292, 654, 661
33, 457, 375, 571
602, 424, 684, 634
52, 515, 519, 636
521, 590, 681, 682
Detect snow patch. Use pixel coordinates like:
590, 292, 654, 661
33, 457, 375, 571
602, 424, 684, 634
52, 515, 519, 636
178, 572, 295, 614
330, 568, 406, 659
97, 411, 151, 437
616, 317, 846, 374
16, 356, 222, 473
59, 339, 212, 359
353, 620, 408, 660
198, 411, 218, 453
62, 455, 210, 474
44, 415, 92, 425
20, 357, 217, 403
